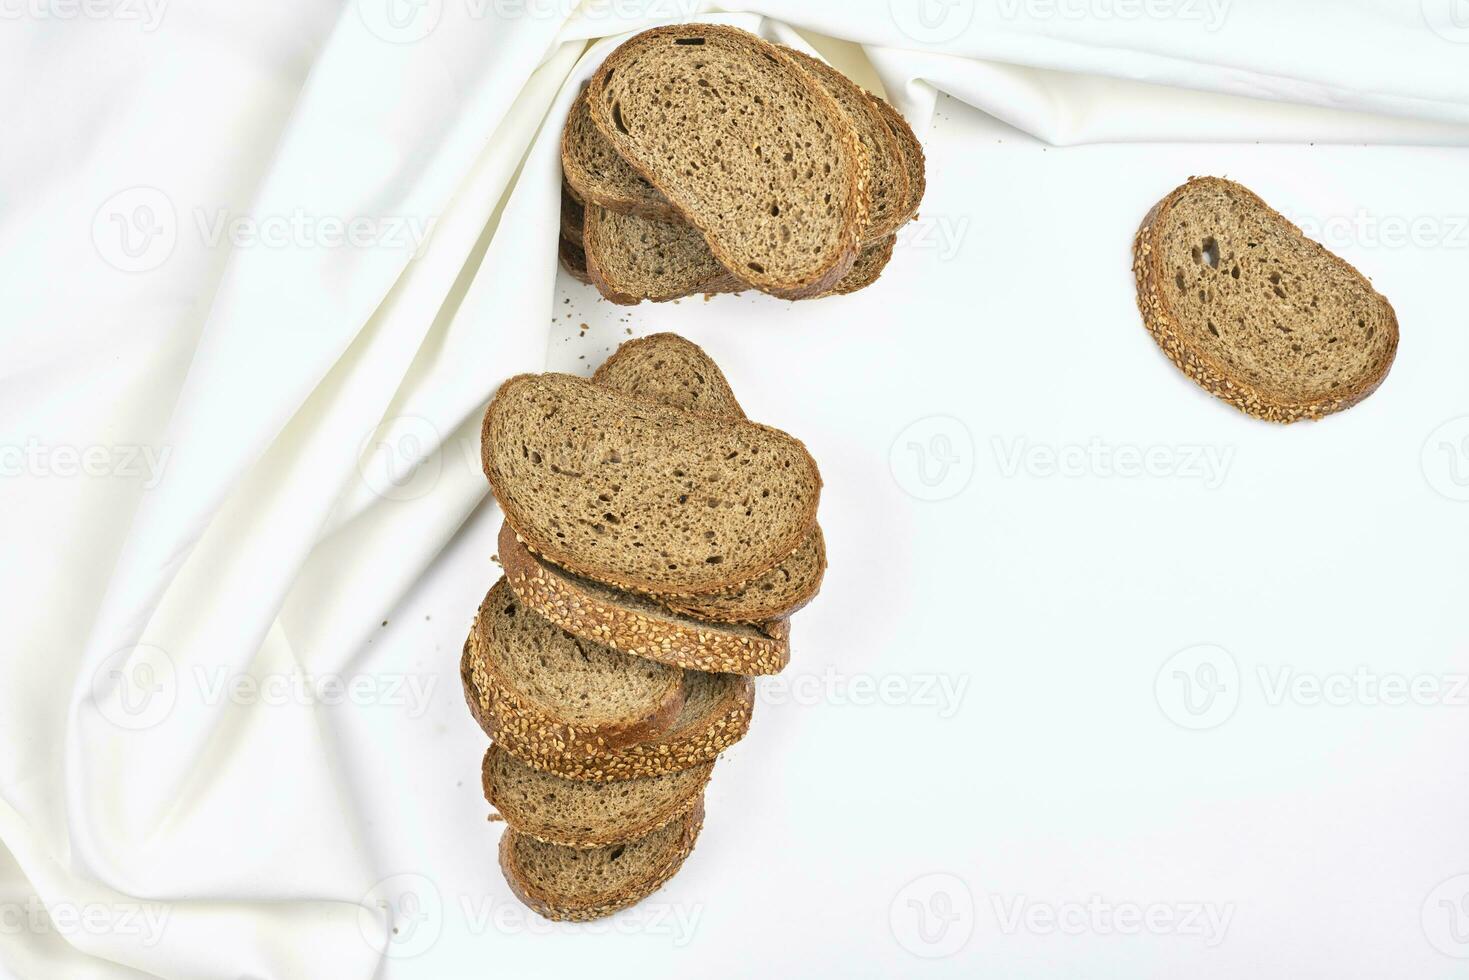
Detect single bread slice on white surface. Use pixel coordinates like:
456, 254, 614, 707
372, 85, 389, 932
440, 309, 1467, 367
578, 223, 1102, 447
483, 743, 712, 849
1134, 176, 1399, 423
586, 24, 868, 299
499, 799, 705, 921
481, 373, 821, 597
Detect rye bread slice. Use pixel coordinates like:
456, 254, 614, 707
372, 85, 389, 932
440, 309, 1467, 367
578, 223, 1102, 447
560, 183, 586, 242
583, 204, 742, 305
558, 236, 591, 284
498, 523, 792, 674
824, 235, 895, 296
499, 799, 704, 921
870, 96, 925, 227
482, 373, 821, 597
1134, 177, 1399, 423
483, 743, 712, 849
467, 580, 684, 750
591, 333, 827, 622
562, 91, 680, 221
781, 48, 908, 241
463, 635, 755, 781
586, 25, 868, 300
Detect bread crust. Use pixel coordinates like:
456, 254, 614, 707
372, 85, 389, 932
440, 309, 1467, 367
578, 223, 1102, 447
481, 373, 822, 598
869, 95, 926, 228
586, 24, 869, 301
482, 744, 712, 850
561, 91, 684, 221
498, 522, 792, 674
462, 634, 756, 782
1133, 176, 1399, 423
466, 581, 685, 751
497, 800, 704, 921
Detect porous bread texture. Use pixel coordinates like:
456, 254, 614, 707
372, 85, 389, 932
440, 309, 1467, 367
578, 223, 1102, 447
583, 205, 741, 305
1134, 176, 1399, 423
781, 48, 908, 241
498, 522, 792, 674
472, 581, 684, 747
463, 635, 756, 782
869, 95, 925, 227
587, 24, 868, 300
482, 373, 821, 597
562, 91, 680, 220
499, 799, 704, 921
591, 333, 827, 622
483, 743, 712, 849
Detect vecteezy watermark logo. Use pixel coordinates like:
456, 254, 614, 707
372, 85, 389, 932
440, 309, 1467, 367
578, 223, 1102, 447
358, 416, 442, 502
890, 873, 975, 958
889, 0, 976, 44
90, 644, 177, 731
461, 897, 704, 945
1155, 644, 1239, 731
760, 669, 971, 719
1423, 0, 1469, 43
93, 187, 176, 273
990, 894, 1234, 946
357, 0, 441, 43
192, 208, 434, 253
995, 0, 1230, 32
890, 416, 975, 502
0, 439, 171, 489
895, 215, 971, 261
360, 874, 443, 959
993, 438, 1235, 488
1423, 875, 1469, 958
0, 897, 172, 946
1423, 417, 1469, 502
0, 0, 168, 31
1281, 209, 1469, 251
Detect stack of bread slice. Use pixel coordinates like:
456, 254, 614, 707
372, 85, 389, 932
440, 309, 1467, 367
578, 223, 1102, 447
463, 333, 825, 920
558, 24, 926, 304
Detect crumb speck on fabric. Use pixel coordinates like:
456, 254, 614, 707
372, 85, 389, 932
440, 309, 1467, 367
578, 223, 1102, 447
381, 620, 388, 627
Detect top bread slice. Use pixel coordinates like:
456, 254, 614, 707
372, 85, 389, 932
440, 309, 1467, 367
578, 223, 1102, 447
499, 799, 704, 922
1134, 177, 1399, 423
586, 25, 868, 300
592, 333, 826, 622
468, 580, 684, 749
482, 373, 821, 597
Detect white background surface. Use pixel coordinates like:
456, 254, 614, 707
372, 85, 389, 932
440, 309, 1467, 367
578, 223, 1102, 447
357, 100, 1469, 977
6, 2, 1469, 977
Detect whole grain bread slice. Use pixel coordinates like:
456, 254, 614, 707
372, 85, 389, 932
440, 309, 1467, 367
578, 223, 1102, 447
483, 743, 712, 849
586, 25, 868, 300
558, 235, 591, 284
499, 799, 704, 921
463, 634, 755, 781
498, 523, 792, 674
482, 373, 821, 597
870, 96, 925, 228
562, 91, 681, 221
582, 205, 741, 305
591, 333, 827, 622
467, 580, 684, 750
1134, 176, 1399, 423
560, 183, 586, 242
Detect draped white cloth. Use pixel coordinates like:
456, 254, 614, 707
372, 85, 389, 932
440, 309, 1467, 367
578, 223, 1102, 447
3, 1, 1468, 976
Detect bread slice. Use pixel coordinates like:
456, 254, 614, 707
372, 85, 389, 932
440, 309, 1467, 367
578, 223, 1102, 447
592, 333, 827, 622
781, 48, 908, 241
466, 580, 684, 750
499, 799, 704, 921
558, 235, 591, 284
560, 183, 585, 242
463, 637, 755, 781
562, 91, 680, 221
586, 25, 868, 300
498, 523, 792, 674
482, 373, 821, 596
824, 234, 895, 296
1134, 177, 1399, 423
483, 743, 712, 849
870, 96, 925, 227
583, 205, 741, 305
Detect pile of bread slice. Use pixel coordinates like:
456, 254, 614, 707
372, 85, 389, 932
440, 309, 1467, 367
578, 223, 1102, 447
558, 23, 926, 304
462, 333, 825, 920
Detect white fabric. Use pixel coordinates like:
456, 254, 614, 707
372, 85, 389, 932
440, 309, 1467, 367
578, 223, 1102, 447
2, 1, 1467, 977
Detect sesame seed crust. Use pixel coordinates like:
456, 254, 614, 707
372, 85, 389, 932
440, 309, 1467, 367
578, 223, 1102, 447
498, 800, 705, 922
462, 629, 755, 784
499, 523, 790, 676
